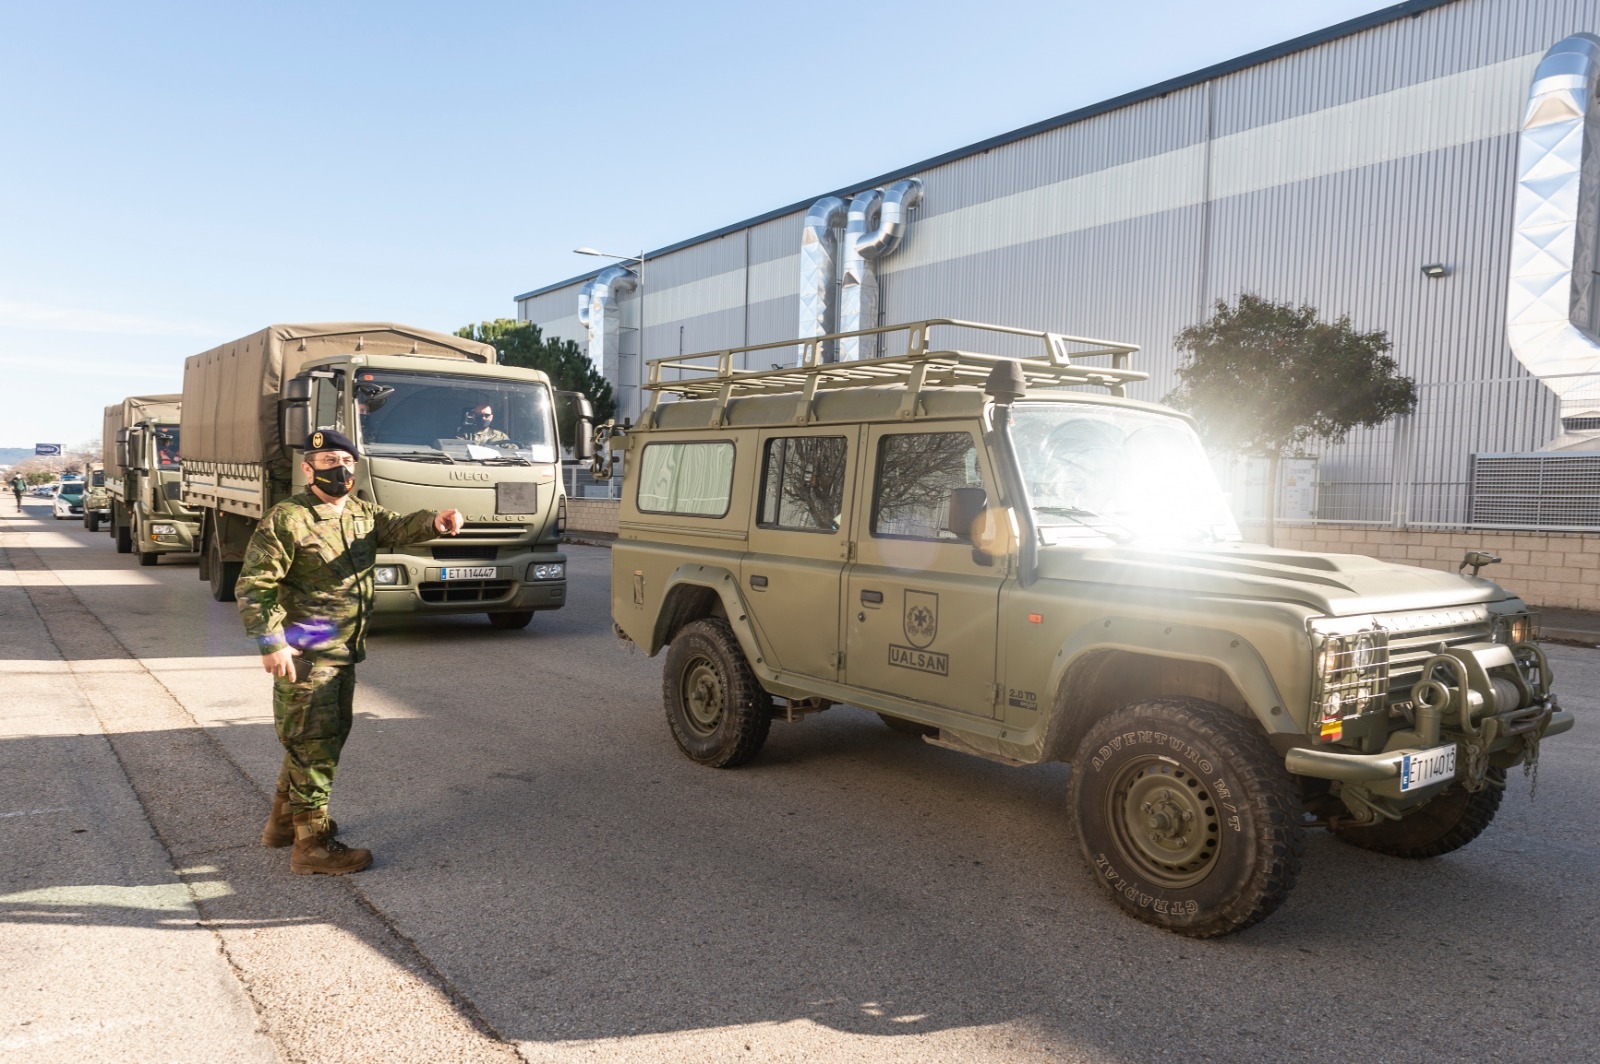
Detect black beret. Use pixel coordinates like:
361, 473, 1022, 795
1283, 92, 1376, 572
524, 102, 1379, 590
304, 428, 358, 458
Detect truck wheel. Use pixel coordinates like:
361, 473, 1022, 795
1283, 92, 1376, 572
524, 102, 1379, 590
1070, 698, 1305, 938
488, 610, 535, 630
663, 618, 772, 768
115, 521, 132, 554
86, 512, 100, 532
878, 713, 937, 737
1331, 767, 1504, 858
207, 534, 240, 602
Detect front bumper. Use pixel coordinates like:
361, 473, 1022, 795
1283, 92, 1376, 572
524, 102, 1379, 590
370, 548, 568, 615
145, 518, 199, 554
1288, 639, 1568, 797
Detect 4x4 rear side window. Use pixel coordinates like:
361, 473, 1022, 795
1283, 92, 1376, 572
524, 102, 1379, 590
871, 431, 980, 539
637, 441, 735, 517
758, 436, 847, 532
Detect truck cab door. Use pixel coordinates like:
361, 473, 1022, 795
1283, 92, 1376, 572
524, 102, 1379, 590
742, 427, 859, 682
844, 424, 1004, 718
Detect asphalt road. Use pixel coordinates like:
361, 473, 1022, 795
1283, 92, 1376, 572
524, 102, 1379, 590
3, 497, 1597, 1062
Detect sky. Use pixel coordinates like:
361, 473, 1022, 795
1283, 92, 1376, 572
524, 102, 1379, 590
0, 0, 1402, 450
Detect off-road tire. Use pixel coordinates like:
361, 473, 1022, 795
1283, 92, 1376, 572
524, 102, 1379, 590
1331, 767, 1504, 858
1071, 697, 1305, 938
488, 610, 535, 630
878, 713, 937, 737
207, 531, 240, 603
663, 618, 772, 768
85, 512, 100, 532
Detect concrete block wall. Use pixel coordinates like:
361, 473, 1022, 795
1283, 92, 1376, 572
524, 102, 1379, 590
565, 498, 619, 536
1275, 525, 1600, 611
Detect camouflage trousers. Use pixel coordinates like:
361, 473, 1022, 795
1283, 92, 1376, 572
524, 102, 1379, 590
272, 661, 356, 814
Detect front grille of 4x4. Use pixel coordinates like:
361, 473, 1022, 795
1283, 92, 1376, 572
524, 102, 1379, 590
1377, 610, 1495, 696
418, 579, 515, 604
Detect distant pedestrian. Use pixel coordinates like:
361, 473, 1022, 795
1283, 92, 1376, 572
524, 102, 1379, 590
9, 473, 25, 511
235, 429, 464, 875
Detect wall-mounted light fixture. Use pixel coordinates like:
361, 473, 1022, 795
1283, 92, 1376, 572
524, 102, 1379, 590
1421, 263, 1449, 279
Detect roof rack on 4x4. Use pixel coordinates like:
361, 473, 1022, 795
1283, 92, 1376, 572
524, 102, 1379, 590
639, 318, 1146, 427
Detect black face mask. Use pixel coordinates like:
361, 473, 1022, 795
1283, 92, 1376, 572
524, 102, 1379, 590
311, 464, 355, 498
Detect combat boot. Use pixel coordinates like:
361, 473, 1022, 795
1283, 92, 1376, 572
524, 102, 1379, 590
261, 789, 336, 848
289, 809, 370, 875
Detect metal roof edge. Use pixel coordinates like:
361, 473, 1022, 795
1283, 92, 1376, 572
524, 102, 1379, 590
514, 0, 1460, 305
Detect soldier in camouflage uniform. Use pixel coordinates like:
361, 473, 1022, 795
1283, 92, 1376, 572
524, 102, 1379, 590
454, 402, 510, 446
237, 428, 465, 875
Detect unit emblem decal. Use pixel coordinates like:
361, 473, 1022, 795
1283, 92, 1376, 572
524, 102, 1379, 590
903, 590, 938, 648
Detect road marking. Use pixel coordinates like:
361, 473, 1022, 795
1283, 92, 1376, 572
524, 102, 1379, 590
0, 806, 73, 818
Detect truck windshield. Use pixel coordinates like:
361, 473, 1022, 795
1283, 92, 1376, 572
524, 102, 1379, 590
354, 371, 558, 463
153, 425, 181, 469
1012, 403, 1239, 544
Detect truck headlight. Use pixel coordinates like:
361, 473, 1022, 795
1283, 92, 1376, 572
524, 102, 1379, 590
527, 562, 565, 581
374, 566, 403, 585
1492, 611, 1538, 645
151, 523, 178, 536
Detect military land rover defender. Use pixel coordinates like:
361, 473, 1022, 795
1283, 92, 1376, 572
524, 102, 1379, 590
598, 319, 1572, 937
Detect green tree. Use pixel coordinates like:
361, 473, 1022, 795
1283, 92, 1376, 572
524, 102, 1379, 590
1165, 294, 1416, 543
455, 319, 617, 439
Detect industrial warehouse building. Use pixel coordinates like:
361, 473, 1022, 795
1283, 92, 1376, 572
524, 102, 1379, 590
518, 0, 1600, 610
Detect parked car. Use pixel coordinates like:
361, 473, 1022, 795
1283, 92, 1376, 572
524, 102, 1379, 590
51, 482, 85, 520
30, 484, 54, 498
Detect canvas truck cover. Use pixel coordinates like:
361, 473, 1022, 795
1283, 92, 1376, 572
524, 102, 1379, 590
180, 323, 496, 466
102, 394, 182, 471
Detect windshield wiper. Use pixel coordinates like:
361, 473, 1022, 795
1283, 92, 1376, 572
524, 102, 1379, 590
380, 450, 455, 464
1033, 505, 1134, 543
475, 454, 533, 466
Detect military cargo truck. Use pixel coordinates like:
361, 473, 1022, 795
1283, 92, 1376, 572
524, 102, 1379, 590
180, 322, 587, 628
104, 394, 199, 564
81, 464, 110, 532
599, 319, 1572, 937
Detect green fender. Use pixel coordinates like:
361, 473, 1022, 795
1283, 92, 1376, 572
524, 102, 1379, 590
650, 563, 766, 668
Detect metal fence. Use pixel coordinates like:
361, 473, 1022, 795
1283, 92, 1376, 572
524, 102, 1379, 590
562, 460, 622, 501
1268, 372, 1600, 531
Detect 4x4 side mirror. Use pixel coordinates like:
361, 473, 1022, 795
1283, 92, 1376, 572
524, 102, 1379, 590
946, 485, 995, 566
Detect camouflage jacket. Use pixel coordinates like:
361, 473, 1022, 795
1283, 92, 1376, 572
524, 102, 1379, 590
456, 426, 510, 445
236, 492, 438, 664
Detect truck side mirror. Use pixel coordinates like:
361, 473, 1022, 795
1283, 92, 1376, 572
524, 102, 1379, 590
282, 376, 313, 449
556, 390, 596, 462
126, 428, 148, 473
114, 428, 130, 471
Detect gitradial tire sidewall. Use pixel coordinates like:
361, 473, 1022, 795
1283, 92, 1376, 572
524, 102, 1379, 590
1075, 723, 1259, 926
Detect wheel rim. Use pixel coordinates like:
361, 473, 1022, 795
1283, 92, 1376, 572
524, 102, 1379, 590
1106, 756, 1221, 888
679, 656, 725, 736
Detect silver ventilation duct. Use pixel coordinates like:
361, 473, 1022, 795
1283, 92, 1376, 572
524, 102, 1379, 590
839, 178, 923, 361
796, 195, 847, 364
581, 265, 638, 384
1507, 33, 1600, 449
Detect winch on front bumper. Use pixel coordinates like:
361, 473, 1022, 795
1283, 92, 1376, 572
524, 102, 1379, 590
1286, 640, 1572, 816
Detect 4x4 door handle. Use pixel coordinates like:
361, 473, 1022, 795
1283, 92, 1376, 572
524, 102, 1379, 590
860, 589, 883, 604
749, 574, 768, 588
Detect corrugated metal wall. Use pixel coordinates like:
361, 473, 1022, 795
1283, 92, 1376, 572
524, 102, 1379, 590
518, 0, 1600, 509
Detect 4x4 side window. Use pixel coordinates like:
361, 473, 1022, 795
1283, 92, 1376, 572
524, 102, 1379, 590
871, 431, 980, 540
758, 436, 848, 532
637, 441, 735, 517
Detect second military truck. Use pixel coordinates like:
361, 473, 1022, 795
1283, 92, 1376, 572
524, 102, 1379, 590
104, 394, 199, 564
180, 322, 580, 628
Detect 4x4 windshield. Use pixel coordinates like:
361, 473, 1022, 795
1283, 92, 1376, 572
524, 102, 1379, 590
1012, 403, 1239, 544
355, 371, 558, 464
